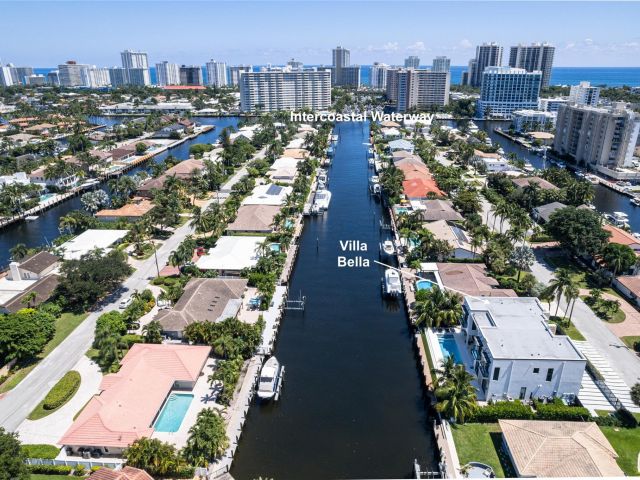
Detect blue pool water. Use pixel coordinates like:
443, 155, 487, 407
269, 243, 281, 253
39, 193, 56, 202
437, 334, 464, 364
153, 393, 193, 432
416, 280, 436, 291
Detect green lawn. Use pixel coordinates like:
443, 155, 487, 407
555, 322, 586, 341
28, 370, 81, 420
450, 423, 515, 478
600, 426, 640, 476
21, 444, 60, 459
0, 313, 88, 393
30, 475, 72, 480
621, 336, 640, 350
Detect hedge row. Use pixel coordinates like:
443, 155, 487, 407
28, 464, 73, 474
42, 370, 81, 411
468, 399, 592, 423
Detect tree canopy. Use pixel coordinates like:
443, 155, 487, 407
545, 207, 610, 257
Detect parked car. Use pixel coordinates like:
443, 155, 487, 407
119, 296, 133, 309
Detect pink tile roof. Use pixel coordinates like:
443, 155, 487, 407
90, 466, 154, 480
60, 344, 210, 448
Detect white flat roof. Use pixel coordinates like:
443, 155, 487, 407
196, 236, 266, 271
242, 184, 292, 206
59, 229, 129, 260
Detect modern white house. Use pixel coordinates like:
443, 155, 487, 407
472, 150, 511, 172
388, 139, 415, 153
460, 296, 586, 402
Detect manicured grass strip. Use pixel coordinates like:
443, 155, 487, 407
600, 426, 640, 476
21, 444, 60, 459
27, 370, 81, 420
0, 313, 88, 393
30, 475, 71, 480
621, 336, 640, 349
450, 423, 515, 478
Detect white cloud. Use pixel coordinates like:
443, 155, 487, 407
407, 41, 426, 52
458, 38, 473, 49
366, 42, 399, 53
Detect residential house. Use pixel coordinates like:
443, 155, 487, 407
227, 205, 281, 234
6, 133, 39, 147
0, 251, 60, 313
58, 229, 129, 260
423, 220, 479, 258
499, 419, 624, 477
267, 156, 300, 184
137, 159, 205, 198
156, 278, 248, 339
511, 176, 559, 191
153, 123, 187, 139
96, 198, 154, 222
532, 201, 567, 223
473, 149, 512, 172
388, 139, 415, 153
242, 184, 292, 206
60, 344, 211, 456
196, 236, 266, 275
89, 466, 153, 480
381, 127, 401, 139
413, 199, 463, 222
28, 166, 79, 189
424, 262, 517, 297
461, 296, 586, 401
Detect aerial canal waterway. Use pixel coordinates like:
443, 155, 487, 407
0, 116, 240, 266
478, 120, 640, 232
231, 121, 436, 480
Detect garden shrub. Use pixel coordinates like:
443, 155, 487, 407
121, 334, 144, 347
533, 399, 591, 421
28, 464, 73, 474
468, 400, 534, 422
42, 370, 81, 410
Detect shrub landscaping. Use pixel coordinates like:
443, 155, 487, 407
28, 370, 81, 420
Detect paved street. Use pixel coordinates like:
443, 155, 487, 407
0, 167, 249, 432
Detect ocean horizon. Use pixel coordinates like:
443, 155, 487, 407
34, 65, 640, 87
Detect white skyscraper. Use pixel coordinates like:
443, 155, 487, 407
58, 61, 91, 87
432, 56, 451, 73
386, 68, 450, 112
120, 50, 149, 69
404, 56, 420, 69
88, 67, 111, 87
156, 61, 181, 86
370, 62, 389, 90
509, 43, 555, 88
0, 65, 13, 87
240, 69, 331, 112
477, 67, 542, 118
229, 65, 253, 86
569, 81, 600, 107
206, 60, 228, 87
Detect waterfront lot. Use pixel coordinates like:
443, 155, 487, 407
600, 426, 640, 476
450, 423, 514, 478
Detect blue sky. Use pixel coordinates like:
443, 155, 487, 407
3, 1, 640, 67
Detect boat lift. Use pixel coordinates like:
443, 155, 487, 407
284, 290, 306, 311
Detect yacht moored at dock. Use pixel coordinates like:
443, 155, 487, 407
380, 240, 395, 257
382, 268, 402, 297
630, 197, 640, 207
312, 189, 332, 212
257, 356, 284, 401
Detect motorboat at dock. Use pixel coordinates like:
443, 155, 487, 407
257, 356, 284, 401
380, 240, 395, 257
382, 268, 402, 297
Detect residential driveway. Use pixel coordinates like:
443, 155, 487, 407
0, 166, 251, 432
600, 291, 640, 338
16, 355, 102, 446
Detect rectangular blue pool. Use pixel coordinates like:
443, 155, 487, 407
153, 393, 193, 432
416, 280, 437, 291
437, 334, 464, 364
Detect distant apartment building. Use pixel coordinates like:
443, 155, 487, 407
155, 61, 180, 86
370, 62, 389, 89
404, 55, 420, 69
554, 102, 640, 171
46, 70, 59, 86
25, 74, 46, 86
0, 65, 13, 87
229, 65, 252, 86
9, 66, 34, 85
432, 56, 451, 73
58, 61, 90, 87
464, 42, 503, 87
511, 109, 556, 132
205, 60, 228, 87
286, 58, 304, 70
120, 50, 150, 86
539, 97, 568, 112
569, 81, 600, 106
331, 46, 360, 88
108, 67, 128, 88
239, 69, 331, 112
88, 67, 110, 88
477, 67, 542, 119
179, 65, 203, 86
386, 68, 450, 112
508, 43, 555, 87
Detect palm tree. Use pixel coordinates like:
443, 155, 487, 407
547, 268, 574, 317
142, 320, 163, 344
20, 291, 38, 308
414, 288, 463, 328
434, 355, 456, 387
436, 365, 477, 423
564, 283, 580, 324
182, 408, 229, 467
10, 243, 28, 261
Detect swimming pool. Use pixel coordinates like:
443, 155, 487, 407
437, 334, 464, 364
269, 243, 281, 253
416, 280, 437, 291
153, 393, 193, 432
39, 193, 56, 202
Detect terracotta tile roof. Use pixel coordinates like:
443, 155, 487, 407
402, 178, 444, 198
96, 199, 154, 219
511, 176, 559, 191
617, 275, 640, 296
282, 148, 309, 159
90, 466, 154, 480
435, 263, 517, 297
227, 204, 281, 232
499, 419, 624, 477
59, 344, 211, 448
603, 224, 640, 252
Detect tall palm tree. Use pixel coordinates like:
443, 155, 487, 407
10, 243, 28, 261
564, 283, 580, 324
436, 365, 477, 423
142, 320, 163, 344
414, 288, 463, 328
547, 268, 574, 317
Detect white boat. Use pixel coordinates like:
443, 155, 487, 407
370, 183, 381, 195
630, 197, 640, 207
370, 175, 380, 184
383, 268, 402, 297
330, 134, 339, 143
313, 189, 332, 211
317, 172, 328, 184
25, 215, 39, 221
257, 356, 283, 401
523, 163, 535, 173
633, 232, 640, 239
585, 174, 599, 184
368, 158, 375, 166
380, 240, 395, 256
